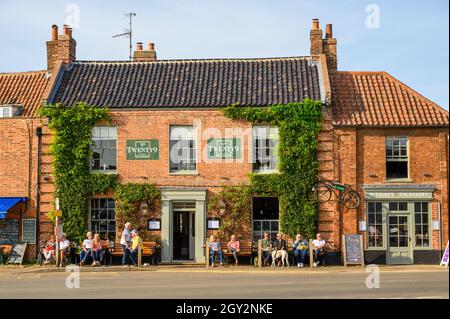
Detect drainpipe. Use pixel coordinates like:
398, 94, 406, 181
35, 127, 42, 258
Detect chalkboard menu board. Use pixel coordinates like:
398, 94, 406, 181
342, 234, 364, 266
0, 219, 19, 244
7, 243, 27, 265
22, 219, 36, 243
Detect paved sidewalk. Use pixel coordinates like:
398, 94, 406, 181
1, 263, 447, 275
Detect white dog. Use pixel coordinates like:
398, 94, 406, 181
271, 248, 289, 268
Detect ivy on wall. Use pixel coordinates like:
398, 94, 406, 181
114, 183, 161, 242
221, 99, 323, 239
39, 103, 116, 242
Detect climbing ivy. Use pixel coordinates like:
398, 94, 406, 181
221, 99, 323, 239
39, 102, 115, 242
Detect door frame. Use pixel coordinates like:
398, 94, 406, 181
160, 188, 206, 263
386, 213, 413, 265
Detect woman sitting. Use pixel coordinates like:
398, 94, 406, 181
91, 233, 103, 266
79, 231, 93, 266
293, 234, 309, 268
209, 235, 223, 267
227, 235, 240, 266
43, 235, 56, 265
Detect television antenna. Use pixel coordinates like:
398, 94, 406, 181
112, 12, 137, 61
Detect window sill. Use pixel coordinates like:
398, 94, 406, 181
412, 246, 433, 250
91, 170, 117, 174
384, 178, 412, 183
169, 171, 199, 176
365, 247, 386, 251
252, 170, 280, 175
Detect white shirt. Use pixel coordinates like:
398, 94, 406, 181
312, 239, 325, 249
120, 228, 132, 245
83, 239, 92, 249
59, 239, 70, 250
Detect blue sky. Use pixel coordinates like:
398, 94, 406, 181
0, 0, 448, 109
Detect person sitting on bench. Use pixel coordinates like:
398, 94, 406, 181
293, 234, 309, 268
261, 232, 273, 266
58, 233, 70, 267
43, 235, 56, 265
130, 230, 143, 267
227, 235, 240, 266
209, 235, 223, 267
312, 233, 326, 268
273, 233, 287, 266
91, 233, 104, 267
79, 232, 93, 266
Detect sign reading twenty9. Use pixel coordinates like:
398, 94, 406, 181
207, 138, 241, 159
126, 140, 159, 160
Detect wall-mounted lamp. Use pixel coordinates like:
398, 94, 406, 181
218, 200, 226, 216
140, 201, 149, 214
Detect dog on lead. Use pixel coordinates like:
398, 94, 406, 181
271, 248, 289, 268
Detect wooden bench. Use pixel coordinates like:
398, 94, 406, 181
109, 242, 157, 266
205, 240, 253, 266
0, 244, 12, 264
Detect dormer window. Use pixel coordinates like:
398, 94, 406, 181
0, 104, 24, 118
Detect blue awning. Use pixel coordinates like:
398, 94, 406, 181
0, 197, 27, 219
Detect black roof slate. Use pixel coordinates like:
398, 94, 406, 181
51, 57, 323, 108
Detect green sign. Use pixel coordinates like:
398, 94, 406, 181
207, 138, 241, 159
126, 140, 159, 160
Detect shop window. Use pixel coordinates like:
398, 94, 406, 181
414, 202, 430, 247
367, 202, 383, 248
252, 126, 278, 173
169, 126, 196, 172
386, 136, 408, 179
89, 198, 116, 241
252, 197, 279, 241
91, 126, 117, 172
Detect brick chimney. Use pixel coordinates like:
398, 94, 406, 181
310, 19, 338, 71
133, 42, 157, 62
46, 24, 77, 73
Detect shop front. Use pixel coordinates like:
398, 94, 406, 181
362, 185, 439, 264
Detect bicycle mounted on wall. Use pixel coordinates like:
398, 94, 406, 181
313, 180, 361, 209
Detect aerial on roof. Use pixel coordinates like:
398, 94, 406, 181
0, 70, 53, 116
50, 57, 324, 108
331, 71, 449, 127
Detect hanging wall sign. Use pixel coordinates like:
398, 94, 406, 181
21, 219, 36, 244
126, 140, 159, 160
207, 138, 241, 159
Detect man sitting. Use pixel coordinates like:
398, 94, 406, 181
312, 233, 326, 268
58, 233, 70, 267
261, 232, 273, 266
273, 233, 287, 267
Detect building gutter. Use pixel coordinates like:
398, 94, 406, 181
35, 127, 42, 257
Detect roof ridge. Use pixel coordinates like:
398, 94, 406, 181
73, 56, 312, 64
0, 70, 48, 76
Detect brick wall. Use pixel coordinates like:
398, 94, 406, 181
0, 117, 55, 260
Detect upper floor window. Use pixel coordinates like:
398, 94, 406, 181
169, 125, 197, 173
252, 125, 279, 173
386, 136, 408, 179
91, 126, 117, 172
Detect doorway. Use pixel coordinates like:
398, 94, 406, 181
172, 202, 195, 261
387, 214, 413, 264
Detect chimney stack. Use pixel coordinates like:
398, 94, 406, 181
133, 42, 157, 62
46, 24, 77, 73
310, 19, 338, 72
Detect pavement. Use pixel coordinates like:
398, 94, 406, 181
0, 264, 448, 299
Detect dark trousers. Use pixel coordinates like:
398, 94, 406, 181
262, 250, 271, 265
130, 249, 138, 266
229, 247, 239, 263
121, 244, 130, 265
210, 250, 223, 264
314, 249, 324, 263
80, 249, 92, 263
294, 249, 308, 264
